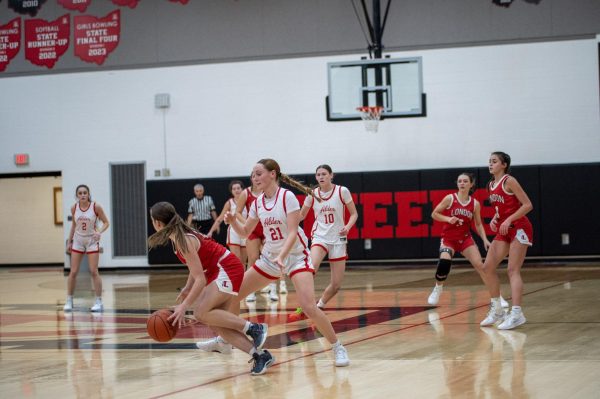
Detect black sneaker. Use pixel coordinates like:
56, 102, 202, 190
249, 350, 275, 376
246, 323, 268, 350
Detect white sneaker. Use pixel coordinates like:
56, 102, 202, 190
63, 298, 73, 312
500, 296, 510, 309
427, 284, 443, 305
268, 283, 278, 302
480, 303, 505, 326
333, 344, 350, 367
260, 285, 270, 293
90, 299, 103, 312
279, 280, 288, 294
195, 336, 233, 354
246, 292, 256, 302
497, 310, 526, 330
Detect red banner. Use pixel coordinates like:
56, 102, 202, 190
111, 0, 138, 8
8, 0, 48, 17
74, 10, 120, 65
0, 18, 21, 72
24, 14, 70, 69
58, 0, 92, 13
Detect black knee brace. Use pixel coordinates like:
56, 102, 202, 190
435, 258, 452, 282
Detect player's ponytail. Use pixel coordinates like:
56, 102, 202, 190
258, 158, 321, 203
148, 202, 194, 253
280, 173, 321, 203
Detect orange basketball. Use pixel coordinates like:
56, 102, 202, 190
147, 309, 179, 342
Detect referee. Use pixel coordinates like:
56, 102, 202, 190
186, 184, 219, 234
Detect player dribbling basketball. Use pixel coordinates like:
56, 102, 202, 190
148, 201, 274, 375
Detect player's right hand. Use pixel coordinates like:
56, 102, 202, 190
490, 218, 498, 233
223, 211, 235, 225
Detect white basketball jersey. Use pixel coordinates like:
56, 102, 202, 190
74, 202, 97, 237
307, 185, 352, 244
250, 188, 308, 255
229, 198, 247, 218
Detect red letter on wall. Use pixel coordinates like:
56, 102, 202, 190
395, 191, 428, 238
360, 192, 393, 239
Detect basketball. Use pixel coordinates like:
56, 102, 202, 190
147, 309, 178, 342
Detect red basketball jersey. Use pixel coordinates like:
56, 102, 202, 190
441, 193, 474, 241
174, 231, 227, 277
245, 187, 264, 237
488, 174, 526, 224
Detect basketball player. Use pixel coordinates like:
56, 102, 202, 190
148, 201, 274, 375
427, 173, 509, 308
64, 184, 110, 312
208, 180, 248, 269
224, 159, 350, 367
480, 152, 533, 330
236, 176, 286, 302
299, 164, 358, 309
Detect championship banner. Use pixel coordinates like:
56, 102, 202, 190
111, 0, 138, 8
58, 0, 92, 13
74, 10, 120, 65
0, 18, 21, 72
168, 0, 189, 4
24, 14, 69, 69
8, 0, 47, 17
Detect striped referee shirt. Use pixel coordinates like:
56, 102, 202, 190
188, 195, 216, 221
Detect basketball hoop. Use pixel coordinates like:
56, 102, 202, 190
357, 106, 383, 133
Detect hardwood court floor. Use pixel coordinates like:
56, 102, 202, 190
1, 263, 599, 398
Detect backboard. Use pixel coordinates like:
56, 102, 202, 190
326, 57, 424, 120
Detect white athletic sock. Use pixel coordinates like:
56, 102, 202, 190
332, 340, 342, 350
317, 298, 325, 308
511, 306, 522, 313
242, 321, 251, 334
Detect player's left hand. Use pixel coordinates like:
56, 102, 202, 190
339, 226, 350, 236
168, 303, 186, 328
274, 256, 285, 271
483, 239, 491, 251
499, 220, 511, 235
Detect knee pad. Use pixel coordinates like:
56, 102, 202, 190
435, 258, 452, 282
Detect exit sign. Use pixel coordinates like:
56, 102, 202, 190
14, 153, 29, 166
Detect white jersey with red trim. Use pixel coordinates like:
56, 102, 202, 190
229, 198, 247, 218
304, 184, 352, 245
249, 187, 308, 256
74, 201, 97, 237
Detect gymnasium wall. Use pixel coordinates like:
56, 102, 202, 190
146, 163, 600, 265
0, 38, 598, 267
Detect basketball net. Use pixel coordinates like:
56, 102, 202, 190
357, 106, 383, 133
